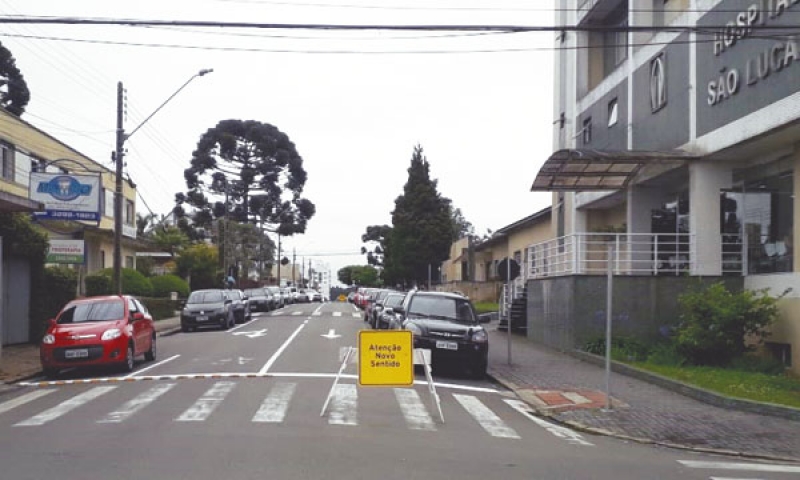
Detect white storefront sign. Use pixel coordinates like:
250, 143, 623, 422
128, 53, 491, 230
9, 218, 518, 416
30, 173, 101, 222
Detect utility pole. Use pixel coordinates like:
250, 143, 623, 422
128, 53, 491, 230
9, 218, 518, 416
301, 257, 305, 288
112, 81, 125, 294
292, 248, 296, 286
276, 234, 282, 286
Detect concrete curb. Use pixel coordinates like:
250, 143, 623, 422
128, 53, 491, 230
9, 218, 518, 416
487, 369, 800, 463
569, 350, 800, 422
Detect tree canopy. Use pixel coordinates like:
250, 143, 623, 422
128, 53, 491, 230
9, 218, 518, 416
337, 265, 380, 287
361, 224, 392, 267
0, 43, 30, 116
174, 119, 315, 238
383, 145, 455, 287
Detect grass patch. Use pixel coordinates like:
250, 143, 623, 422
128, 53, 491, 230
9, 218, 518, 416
629, 362, 800, 409
473, 302, 498, 315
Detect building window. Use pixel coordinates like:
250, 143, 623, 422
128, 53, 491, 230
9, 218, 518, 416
582, 117, 592, 145
607, 98, 618, 127
0, 143, 13, 181
13, 150, 32, 186
650, 54, 667, 112
602, 5, 628, 77
125, 200, 135, 226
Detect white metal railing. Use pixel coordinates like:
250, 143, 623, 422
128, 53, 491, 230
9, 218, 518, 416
526, 233, 704, 278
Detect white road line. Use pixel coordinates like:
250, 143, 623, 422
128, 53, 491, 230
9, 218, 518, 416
394, 388, 436, 431
98, 383, 176, 423
709, 477, 766, 480
678, 461, 800, 473
312, 312, 322, 316
329, 383, 357, 426
258, 322, 307, 374
351, 313, 360, 318
228, 320, 258, 333
0, 389, 56, 416
252, 382, 296, 423
292, 311, 302, 316
271, 311, 281, 316
332, 311, 342, 317
124, 354, 180, 378
453, 394, 519, 439
176, 381, 236, 422
561, 392, 592, 405
15, 386, 117, 426
504, 399, 594, 446
312, 305, 323, 316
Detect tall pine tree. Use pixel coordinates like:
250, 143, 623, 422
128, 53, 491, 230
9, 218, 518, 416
385, 145, 453, 287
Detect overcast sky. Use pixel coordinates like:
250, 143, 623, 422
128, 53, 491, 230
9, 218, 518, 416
2, 0, 556, 284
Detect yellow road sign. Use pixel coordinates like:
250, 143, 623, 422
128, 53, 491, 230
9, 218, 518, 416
358, 330, 414, 387
338, 294, 347, 302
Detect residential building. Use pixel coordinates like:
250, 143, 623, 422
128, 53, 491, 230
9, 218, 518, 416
531, 0, 800, 373
0, 106, 141, 347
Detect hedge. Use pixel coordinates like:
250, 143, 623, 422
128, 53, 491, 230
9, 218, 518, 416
139, 297, 182, 321
86, 268, 153, 297
150, 274, 190, 298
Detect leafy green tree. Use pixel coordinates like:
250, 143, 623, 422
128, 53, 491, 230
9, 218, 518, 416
0, 43, 30, 116
450, 207, 474, 239
351, 265, 379, 287
361, 224, 392, 267
385, 145, 453, 287
337, 266, 355, 286
152, 225, 190, 256
218, 220, 275, 281
175, 243, 219, 290
174, 119, 315, 238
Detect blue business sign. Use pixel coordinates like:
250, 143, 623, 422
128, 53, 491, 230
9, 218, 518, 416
30, 173, 101, 222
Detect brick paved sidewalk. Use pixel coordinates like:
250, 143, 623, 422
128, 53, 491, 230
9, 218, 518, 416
487, 327, 800, 461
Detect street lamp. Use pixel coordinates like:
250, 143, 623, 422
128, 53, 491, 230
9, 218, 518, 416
113, 68, 213, 294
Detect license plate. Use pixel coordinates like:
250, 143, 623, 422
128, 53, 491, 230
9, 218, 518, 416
65, 349, 89, 359
196, 315, 208, 322
436, 341, 458, 351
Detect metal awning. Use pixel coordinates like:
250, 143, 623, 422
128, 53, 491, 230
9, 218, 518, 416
530, 148, 697, 192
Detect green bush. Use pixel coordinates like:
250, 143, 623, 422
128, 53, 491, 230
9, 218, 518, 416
646, 343, 686, 367
85, 273, 112, 296
90, 268, 153, 297
139, 297, 181, 320
39, 266, 78, 321
150, 274, 190, 298
728, 354, 787, 375
584, 336, 651, 362
676, 282, 785, 366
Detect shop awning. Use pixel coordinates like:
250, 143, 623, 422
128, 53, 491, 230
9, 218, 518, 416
530, 148, 697, 192
0, 190, 43, 212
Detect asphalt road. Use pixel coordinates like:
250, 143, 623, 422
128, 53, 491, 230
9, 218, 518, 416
1, 302, 798, 479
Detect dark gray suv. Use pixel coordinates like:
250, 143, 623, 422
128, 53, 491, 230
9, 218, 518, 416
396, 291, 488, 378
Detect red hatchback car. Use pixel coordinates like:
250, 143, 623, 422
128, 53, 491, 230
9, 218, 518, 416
40, 295, 157, 378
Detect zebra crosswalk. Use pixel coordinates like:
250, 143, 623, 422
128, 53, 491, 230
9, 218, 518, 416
0, 380, 593, 445
272, 310, 360, 318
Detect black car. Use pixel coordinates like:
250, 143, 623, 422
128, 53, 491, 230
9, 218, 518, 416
245, 288, 273, 312
376, 292, 405, 330
369, 289, 393, 328
226, 289, 251, 323
181, 289, 235, 332
397, 290, 488, 378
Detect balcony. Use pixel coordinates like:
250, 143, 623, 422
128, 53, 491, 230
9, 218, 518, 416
525, 233, 745, 278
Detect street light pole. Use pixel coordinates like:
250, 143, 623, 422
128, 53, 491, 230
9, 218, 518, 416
112, 69, 213, 294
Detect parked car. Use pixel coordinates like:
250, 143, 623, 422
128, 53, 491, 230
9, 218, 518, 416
245, 288, 273, 312
396, 290, 488, 378
369, 289, 393, 327
376, 292, 406, 330
282, 287, 294, 304
265, 286, 284, 308
226, 289, 251, 323
181, 289, 236, 332
311, 290, 322, 302
40, 295, 157, 377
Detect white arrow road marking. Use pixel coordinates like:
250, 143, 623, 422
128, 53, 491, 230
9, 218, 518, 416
252, 382, 297, 423
454, 394, 519, 439
15, 386, 117, 426
394, 388, 436, 431
0, 389, 56, 416
237, 356, 253, 365
321, 329, 341, 339
98, 383, 176, 423
176, 381, 236, 422
329, 383, 357, 426
678, 461, 800, 473
504, 399, 594, 446
232, 328, 268, 338
332, 312, 342, 317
